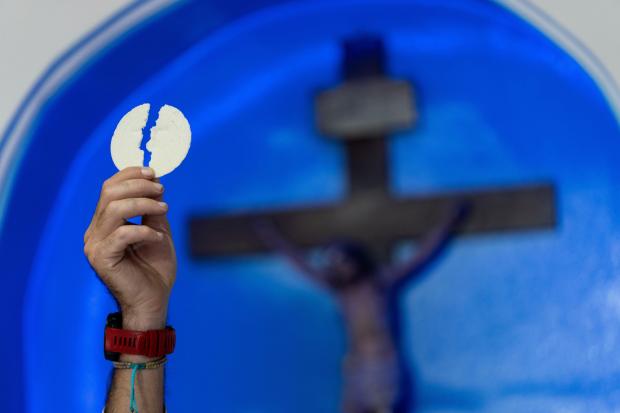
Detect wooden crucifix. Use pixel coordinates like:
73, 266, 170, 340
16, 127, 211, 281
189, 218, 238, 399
188, 35, 556, 413
188, 36, 556, 262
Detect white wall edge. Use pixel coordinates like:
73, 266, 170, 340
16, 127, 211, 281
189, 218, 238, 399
496, 0, 620, 121
0, 0, 176, 230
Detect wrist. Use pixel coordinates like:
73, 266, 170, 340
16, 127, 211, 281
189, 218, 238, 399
105, 308, 175, 363
121, 309, 168, 331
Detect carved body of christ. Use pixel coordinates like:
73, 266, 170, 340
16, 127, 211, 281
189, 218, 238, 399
189, 36, 556, 412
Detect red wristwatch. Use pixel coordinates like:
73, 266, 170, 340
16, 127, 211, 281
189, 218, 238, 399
104, 312, 176, 361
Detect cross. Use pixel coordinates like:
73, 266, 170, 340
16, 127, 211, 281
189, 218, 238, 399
189, 35, 556, 262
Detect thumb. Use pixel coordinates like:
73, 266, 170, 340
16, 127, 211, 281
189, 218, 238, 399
141, 181, 171, 233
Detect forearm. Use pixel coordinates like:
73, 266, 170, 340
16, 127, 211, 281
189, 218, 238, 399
85, 168, 176, 413
105, 314, 167, 413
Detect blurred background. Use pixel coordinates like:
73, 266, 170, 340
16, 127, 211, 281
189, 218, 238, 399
2, 0, 620, 412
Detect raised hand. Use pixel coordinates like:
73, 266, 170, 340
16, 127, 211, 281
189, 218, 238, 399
83, 167, 176, 330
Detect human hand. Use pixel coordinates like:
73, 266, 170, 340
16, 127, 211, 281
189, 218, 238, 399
84, 167, 176, 330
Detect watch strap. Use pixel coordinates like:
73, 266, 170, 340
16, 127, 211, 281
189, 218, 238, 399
105, 326, 176, 358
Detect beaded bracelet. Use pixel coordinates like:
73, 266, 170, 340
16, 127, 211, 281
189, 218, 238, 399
112, 356, 168, 370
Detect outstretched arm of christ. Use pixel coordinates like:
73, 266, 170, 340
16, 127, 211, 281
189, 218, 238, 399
253, 219, 327, 283
386, 201, 469, 286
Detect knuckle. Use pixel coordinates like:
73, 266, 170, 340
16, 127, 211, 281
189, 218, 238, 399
100, 185, 113, 201
121, 180, 132, 192
107, 200, 122, 215
117, 225, 133, 241
114, 226, 126, 239
87, 247, 98, 264
129, 198, 139, 210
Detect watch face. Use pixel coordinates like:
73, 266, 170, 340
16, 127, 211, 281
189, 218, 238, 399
106, 312, 123, 328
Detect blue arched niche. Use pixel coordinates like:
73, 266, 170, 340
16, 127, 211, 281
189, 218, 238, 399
1, 0, 619, 412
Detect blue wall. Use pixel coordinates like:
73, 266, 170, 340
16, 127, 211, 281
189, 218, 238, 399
2, 0, 620, 412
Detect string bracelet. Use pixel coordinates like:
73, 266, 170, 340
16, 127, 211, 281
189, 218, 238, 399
112, 357, 168, 412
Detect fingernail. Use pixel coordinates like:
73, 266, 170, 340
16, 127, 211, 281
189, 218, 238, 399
141, 167, 154, 177
154, 183, 164, 192
157, 231, 164, 239
158, 201, 168, 210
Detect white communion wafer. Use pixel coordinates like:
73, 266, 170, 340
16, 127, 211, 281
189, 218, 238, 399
147, 105, 192, 177
110, 103, 191, 177
110, 103, 150, 172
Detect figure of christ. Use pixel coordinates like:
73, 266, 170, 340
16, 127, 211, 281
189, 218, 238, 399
253, 203, 468, 413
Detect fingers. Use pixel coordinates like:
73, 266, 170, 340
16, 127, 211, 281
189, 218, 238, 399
142, 182, 171, 233
90, 225, 164, 269
91, 197, 167, 242
100, 178, 164, 205
105, 166, 155, 185
85, 168, 165, 243
142, 210, 171, 233
96, 168, 161, 216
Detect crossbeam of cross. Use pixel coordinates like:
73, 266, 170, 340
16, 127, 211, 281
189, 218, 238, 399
189, 35, 556, 262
